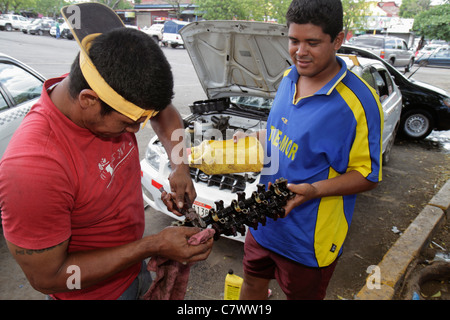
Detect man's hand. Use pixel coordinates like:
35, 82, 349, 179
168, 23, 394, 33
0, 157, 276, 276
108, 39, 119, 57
153, 226, 214, 264
284, 183, 319, 215
163, 165, 196, 216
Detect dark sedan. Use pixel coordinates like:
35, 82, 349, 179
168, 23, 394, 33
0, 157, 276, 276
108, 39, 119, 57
416, 46, 450, 67
339, 45, 450, 140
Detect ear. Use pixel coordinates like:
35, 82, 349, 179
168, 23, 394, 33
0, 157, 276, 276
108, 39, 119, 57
78, 89, 100, 110
333, 31, 345, 50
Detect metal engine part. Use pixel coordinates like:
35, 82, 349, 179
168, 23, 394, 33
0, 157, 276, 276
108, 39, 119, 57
173, 178, 294, 240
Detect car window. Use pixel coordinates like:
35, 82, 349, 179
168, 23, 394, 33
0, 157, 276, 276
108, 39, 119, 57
0, 62, 43, 106
385, 39, 396, 49
0, 92, 9, 111
378, 70, 394, 96
372, 69, 390, 102
361, 68, 377, 94
353, 37, 383, 48
434, 50, 450, 58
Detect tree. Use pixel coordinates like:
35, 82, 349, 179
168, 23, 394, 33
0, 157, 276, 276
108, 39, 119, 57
399, 0, 431, 18
341, 0, 369, 40
413, 3, 450, 41
194, 0, 289, 23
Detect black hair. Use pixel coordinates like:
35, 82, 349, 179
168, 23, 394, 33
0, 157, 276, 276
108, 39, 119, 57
286, 0, 343, 41
68, 27, 174, 114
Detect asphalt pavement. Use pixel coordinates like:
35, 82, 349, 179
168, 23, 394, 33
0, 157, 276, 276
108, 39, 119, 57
0, 31, 449, 302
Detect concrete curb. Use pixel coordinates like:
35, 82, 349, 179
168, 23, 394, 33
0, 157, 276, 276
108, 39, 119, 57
355, 179, 450, 300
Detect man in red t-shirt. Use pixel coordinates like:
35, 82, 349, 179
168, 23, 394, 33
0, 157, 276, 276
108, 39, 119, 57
0, 28, 213, 299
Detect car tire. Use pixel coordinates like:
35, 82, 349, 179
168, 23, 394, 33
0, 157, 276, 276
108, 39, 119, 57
38, 30, 43, 36
419, 60, 428, 67
5, 24, 12, 31
400, 109, 434, 139
405, 59, 414, 72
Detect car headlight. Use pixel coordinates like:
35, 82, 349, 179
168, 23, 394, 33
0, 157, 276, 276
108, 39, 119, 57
145, 146, 161, 170
443, 97, 450, 108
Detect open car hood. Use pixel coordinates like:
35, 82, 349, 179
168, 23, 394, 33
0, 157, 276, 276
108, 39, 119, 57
180, 21, 291, 100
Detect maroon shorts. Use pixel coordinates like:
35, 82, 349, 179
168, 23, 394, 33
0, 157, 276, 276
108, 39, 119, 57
243, 231, 338, 300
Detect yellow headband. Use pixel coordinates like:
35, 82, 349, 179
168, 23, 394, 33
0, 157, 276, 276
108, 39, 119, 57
79, 33, 158, 127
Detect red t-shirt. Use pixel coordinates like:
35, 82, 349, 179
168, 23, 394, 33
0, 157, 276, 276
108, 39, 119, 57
0, 76, 145, 299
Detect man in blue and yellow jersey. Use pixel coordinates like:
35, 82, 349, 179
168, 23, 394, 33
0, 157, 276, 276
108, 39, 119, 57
238, 0, 383, 300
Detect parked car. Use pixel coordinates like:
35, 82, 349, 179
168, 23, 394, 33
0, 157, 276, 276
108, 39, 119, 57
415, 46, 450, 67
50, 22, 74, 39
339, 45, 450, 139
140, 21, 402, 242
143, 23, 164, 43
21, 18, 37, 34
0, 14, 28, 31
348, 35, 415, 72
0, 53, 46, 159
161, 20, 189, 48
27, 19, 54, 36
415, 44, 444, 59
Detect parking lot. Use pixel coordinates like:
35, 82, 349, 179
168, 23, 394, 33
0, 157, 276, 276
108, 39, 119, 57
0, 30, 449, 300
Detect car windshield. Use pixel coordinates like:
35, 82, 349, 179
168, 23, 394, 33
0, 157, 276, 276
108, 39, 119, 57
230, 96, 272, 110
352, 37, 383, 48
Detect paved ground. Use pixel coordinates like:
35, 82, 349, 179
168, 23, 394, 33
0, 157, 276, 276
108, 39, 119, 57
2, 133, 447, 300
0, 31, 449, 301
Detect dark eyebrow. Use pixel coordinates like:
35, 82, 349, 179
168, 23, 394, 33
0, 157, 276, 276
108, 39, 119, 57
288, 36, 322, 42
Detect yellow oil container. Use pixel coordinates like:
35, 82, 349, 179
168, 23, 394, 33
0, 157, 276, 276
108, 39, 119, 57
189, 136, 264, 175
224, 269, 243, 300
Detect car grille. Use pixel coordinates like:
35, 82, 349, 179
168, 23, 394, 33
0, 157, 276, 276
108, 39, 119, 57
189, 168, 257, 193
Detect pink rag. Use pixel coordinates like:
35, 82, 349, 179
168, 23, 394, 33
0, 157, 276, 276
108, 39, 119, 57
142, 228, 215, 300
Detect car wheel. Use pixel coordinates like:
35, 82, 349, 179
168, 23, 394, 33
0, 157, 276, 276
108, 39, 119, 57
419, 60, 428, 67
5, 24, 12, 31
38, 29, 43, 36
405, 59, 414, 72
400, 109, 434, 139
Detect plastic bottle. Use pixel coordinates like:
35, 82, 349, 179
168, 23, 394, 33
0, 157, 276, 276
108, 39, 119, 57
189, 136, 264, 175
224, 269, 243, 300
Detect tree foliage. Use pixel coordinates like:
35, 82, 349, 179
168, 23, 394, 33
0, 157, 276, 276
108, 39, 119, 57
194, 0, 290, 23
341, 0, 369, 38
0, 0, 131, 16
413, 4, 450, 41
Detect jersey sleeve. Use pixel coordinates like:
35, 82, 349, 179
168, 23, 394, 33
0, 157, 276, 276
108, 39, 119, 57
346, 87, 384, 183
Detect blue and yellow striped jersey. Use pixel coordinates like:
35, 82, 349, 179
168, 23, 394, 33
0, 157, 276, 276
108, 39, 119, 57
253, 56, 383, 268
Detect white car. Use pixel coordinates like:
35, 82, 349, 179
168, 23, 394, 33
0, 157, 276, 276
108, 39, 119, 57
0, 53, 46, 159
161, 20, 189, 48
142, 23, 164, 43
140, 21, 402, 242
0, 14, 28, 31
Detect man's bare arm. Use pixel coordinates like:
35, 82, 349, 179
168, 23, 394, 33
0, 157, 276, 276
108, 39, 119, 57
6, 226, 212, 294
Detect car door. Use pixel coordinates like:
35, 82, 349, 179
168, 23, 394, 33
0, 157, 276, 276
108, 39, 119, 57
0, 59, 44, 158
360, 65, 402, 155
394, 39, 405, 66
428, 48, 450, 66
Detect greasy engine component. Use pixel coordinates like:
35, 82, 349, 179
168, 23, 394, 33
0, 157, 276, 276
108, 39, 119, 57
173, 178, 294, 240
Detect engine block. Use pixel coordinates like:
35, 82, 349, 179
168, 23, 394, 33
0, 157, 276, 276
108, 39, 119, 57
174, 178, 294, 240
